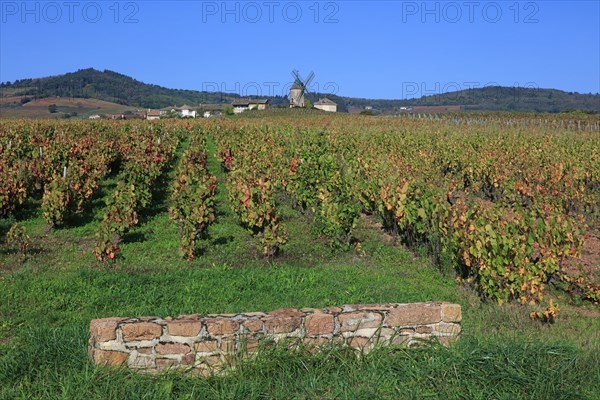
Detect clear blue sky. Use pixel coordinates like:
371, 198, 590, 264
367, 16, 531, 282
1, 1, 599, 99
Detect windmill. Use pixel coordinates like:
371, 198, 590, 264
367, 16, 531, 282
289, 69, 315, 108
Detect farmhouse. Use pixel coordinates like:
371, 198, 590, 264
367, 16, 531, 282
231, 99, 249, 114
146, 109, 161, 120
250, 98, 270, 110
231, 98, 270, 114
162, 106, 198, 118
88, 114, 101, 120
175, 105, 197, 118
182, 110, 196, 118
180, 109, 197, 118
314, 98, 337, 113
199, 104, 225, 118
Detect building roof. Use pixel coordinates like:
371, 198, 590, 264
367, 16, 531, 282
315, 98, 336, 106
232, 99, 250, 106
147, 109, 161, 116
250, 99, 269, 104
232, 98, 269, 106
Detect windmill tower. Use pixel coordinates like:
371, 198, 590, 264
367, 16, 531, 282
289, 70, 315, 108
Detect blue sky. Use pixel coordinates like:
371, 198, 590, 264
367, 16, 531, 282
1, 1, 599, 99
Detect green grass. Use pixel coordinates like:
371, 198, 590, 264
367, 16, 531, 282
1, 137, 599, 399
1, 329, 598, 400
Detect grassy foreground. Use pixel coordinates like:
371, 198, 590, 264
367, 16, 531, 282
0, 137, 599, 399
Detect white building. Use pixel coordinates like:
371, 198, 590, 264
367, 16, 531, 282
180, 109, 197, 118
314, 98, 337, 113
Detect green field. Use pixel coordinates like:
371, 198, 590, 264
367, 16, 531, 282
1, 115, 599, 399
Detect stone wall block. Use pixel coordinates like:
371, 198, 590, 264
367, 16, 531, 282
121, 322, 163, 342
90, 318, 125, 343
166, 320, 202, 337
263, 308, 304, 334
241, 319, 264, 334
441, 303, 462, 323
205, 318, 240, 336
94, 349, 129, 366
98, 340, 127, 352
195, 340, 219, 354
386, 303, 442, 327
129, 351, 155, 369
305, 312, 335, 336
339, 312, 383, 332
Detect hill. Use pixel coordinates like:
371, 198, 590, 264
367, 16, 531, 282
0, 97, 138, 119
0, 68, 289, 110
1, 68, 598, 114
337, 86, 600, 114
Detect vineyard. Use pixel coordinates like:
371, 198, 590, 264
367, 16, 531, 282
1, 113, 599, 397
1, 115, 599, 311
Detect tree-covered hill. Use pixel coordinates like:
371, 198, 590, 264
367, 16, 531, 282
0, 68, 289, 109
329, 86, 599, 114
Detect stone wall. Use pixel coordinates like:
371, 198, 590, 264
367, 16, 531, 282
89, 302, 461, 374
